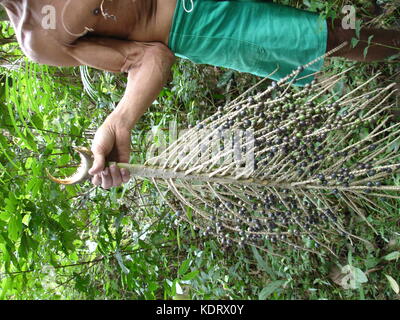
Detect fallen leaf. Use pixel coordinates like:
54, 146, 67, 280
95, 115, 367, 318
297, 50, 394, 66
385, 274, 399, 294
329, 265, 368, 290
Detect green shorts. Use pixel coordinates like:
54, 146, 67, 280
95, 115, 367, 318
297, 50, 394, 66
168, 0, 328, 85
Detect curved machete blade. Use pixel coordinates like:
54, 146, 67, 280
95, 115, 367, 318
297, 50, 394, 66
46, 147, 93, 185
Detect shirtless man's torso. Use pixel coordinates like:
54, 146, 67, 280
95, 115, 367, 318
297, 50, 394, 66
3, 0, 177, 67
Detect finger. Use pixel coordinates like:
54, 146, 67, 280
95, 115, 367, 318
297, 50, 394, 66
89, 146, 107, 176
109, 164, 123, 187
101, 167, 113, 189
121, 168, 131, 183
91, 174, 102, 186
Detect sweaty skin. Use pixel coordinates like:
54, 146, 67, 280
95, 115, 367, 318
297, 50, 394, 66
1, 0, 177, 189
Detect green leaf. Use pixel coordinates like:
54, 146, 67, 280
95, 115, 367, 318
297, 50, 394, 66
351, 37, 359, 48
385, 274, 399, 294
176, 225, 181, 250
182, 270, 199, 281
5, 193, 17, 213
148, 281, 158, 293
340, 265, 368, 290
30, 113, 44, 130
387, 53, 400, 61
251, 247, 275, 278
0, 277, 13, 300
259, 280, 286, 300
61, 231, 77, 252
0, 210, 11, 222
26, 178, 41, 197
252, 246, 266, 270
364, 257, 379, 269
178, 258, 191, 276
363, 35, 374, 59
383, 251, 400, 261
363, 47, 369, 59
58, 212, 73, 229
74, 274, 90, 293
8, 214, 22, 242
25, 157, 34, 169
355, 20, 362, 39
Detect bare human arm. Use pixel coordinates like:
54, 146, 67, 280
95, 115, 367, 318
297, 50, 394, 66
65, 37, 176, 128
65, 37, 176, 188
28, 33, 176, 188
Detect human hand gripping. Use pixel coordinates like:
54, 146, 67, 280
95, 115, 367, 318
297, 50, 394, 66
88, 112, 132, 189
